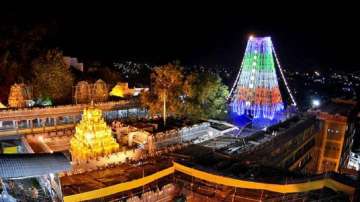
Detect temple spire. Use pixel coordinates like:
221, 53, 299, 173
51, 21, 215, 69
70, 106, 119, 162
229, 36, 284, 120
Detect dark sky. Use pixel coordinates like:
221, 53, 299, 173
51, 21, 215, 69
1, 4, 359, 72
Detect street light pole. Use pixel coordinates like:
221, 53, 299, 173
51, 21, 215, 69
163, 91, 166, 127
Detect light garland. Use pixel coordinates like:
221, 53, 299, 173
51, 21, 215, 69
228, 44, 248, 101
230, 37, 284, 120
271, 44, 297, 106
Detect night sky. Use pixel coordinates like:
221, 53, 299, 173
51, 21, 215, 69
1, 5, 359, 72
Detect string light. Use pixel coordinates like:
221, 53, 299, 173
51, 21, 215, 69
228, 41, 250, 101
271, 43, 297, 106
230, 37, 284, 120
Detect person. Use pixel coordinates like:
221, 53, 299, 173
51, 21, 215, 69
31, 186, 39, 199
8, 180, 15, 190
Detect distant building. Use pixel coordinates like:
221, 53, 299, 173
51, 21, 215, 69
236, 115, 317, 173
73, 81, 91, 104
92, 79, 109, 102
109, 82, 148, 98
348, 152, 360, 171
63, 56, 84, 72
8, 83, 32, 108
223, 99, 359, 175
310, 99, 358, 173
109, 82, 134, 97
73, 80, 109, 104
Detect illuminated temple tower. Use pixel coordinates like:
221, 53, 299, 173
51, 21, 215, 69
229, 36, 295, 125
70, 106, 119, 162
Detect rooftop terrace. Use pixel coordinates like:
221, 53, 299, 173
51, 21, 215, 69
319, 99, 356, 116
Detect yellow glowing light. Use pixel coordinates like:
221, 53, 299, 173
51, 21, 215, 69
0, 102, 6, 109
70, 106, 119, 161
110, 82, 135, 97
110, 86, 124, 97
63, 163, 355, 202
3, 146, 17, 154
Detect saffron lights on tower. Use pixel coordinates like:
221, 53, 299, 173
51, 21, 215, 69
230, 36, 285, 120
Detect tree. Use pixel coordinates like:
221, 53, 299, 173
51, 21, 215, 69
140, 63, 183, 126
97, 66, 122, 84
32, 49, 74, 103
183, 72, 229, 120
0, 53, 21, 101
0, 25, 48, 102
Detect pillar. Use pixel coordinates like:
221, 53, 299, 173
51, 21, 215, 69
28, 120, 33, 128
37, 118, 41, 127
13, 120, 18, 129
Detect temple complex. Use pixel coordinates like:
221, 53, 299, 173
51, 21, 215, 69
70, 106, 119, 162
8, 83, 32, 108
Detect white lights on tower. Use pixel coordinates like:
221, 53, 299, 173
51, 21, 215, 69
229, 37, 293, 121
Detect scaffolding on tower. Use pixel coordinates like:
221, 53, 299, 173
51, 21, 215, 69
228, 36, 296, 127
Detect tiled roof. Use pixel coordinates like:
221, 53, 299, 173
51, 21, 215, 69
0, 152, 70, 178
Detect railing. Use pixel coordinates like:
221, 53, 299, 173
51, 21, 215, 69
0, 100, 139, 121
0, 123, 75, 137
317, 112, 348, 122
63, 162, 356, 202
63, 166, 175, 202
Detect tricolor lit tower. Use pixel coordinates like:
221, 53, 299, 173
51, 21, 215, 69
229, 36, 296, 126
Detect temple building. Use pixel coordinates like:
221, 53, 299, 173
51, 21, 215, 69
91, 79, 108, 102
73, 81, 91, 104
73, 80, 109, 104
310, 99, 358, 173
110, 82, 135, 97
8, 83, 32, 108
70, 106, 120, 162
